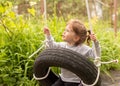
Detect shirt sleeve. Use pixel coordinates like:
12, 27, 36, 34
44, 35, 64, 48
92, 40, 101, 57
86, 40, 101, 58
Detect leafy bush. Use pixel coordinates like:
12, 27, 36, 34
0, 1, 42, 85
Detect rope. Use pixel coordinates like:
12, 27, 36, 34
81, 67, 100, 86
85, 0, 93, 31
31, 0, 48, 80
43, 0, 47, 26
101, 59, 118, 64
81, 57, 118, 86
84, 0, 119, 85
28, 0, 47, 59
33, 67, 50, 80
28, 45, 44, 58
85, 0, 101, 85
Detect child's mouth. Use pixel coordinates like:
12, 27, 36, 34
62, 35, 65, 37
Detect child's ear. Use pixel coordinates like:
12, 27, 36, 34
74, 36, 80, 42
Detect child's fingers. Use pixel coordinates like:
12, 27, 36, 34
90, 34, 96, 41
43, 27, 50, 35
44, 26, 49, 30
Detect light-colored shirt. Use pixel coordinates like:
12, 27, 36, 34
44, 35, 101, 83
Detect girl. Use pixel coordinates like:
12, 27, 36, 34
43, 19, 101, 86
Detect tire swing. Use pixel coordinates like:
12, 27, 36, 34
33, 48, 101, 86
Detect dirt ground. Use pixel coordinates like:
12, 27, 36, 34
101, 70, 120, 86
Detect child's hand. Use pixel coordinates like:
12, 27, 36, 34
90, 34, 97, 42
44, 27, 50, 36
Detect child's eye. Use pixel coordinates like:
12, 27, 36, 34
65, 29, 69, 32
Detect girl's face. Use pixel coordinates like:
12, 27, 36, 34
62, 24, 80, 45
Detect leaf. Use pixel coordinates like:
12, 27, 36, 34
0, 5, 5, 13
6, 12, 16, 18
27, 7, 35, 16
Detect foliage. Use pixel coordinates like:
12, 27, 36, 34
0, 1, 41, 85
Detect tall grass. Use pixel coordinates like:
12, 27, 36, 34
91, 20, 120, 72
0, 11, 66, 85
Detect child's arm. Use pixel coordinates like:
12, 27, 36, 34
44, 27, 51, 36
43, 27, 63, 48
90, 34, 101, 57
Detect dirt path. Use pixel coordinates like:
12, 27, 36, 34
101, 70, 120, 86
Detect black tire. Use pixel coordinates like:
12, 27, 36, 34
33, 48, 101, 86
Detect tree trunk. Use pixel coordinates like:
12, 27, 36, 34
40, 0, 44, 14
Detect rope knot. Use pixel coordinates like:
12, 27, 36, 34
94, 57, 101, 67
